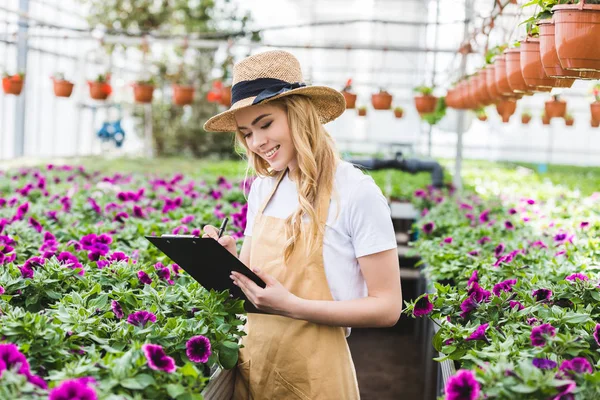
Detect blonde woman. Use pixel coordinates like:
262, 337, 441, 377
202, 50, 401, 400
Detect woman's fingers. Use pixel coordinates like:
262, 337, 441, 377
202, 225, 219, 239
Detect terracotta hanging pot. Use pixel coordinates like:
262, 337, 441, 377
467, 76, 483, 110
538, 20, 600, 80
591, 102, 600, 121
414, 94, 437, 114
477, 114, 488, 122
494, 56, 522, 99
357, 107, 367, 116
220, 85, 232, 107
88, 81, 112, 100
545, 98, 567, 119
521, 114, 532, 124
542, 115, 551, 125
172, 84, 195, 106
485, 66, 503, 103
552, 1, 600, 72
2, 76, 24, 95
505, 49, 538, 94
592, 118, 600, 128
342, 91, 357, 109
52, 79, 74, 98
476, 70, 494, 105
565, 117, 575, 126
393, 108, 404, 118
520, 38, 574, 89
496, 99, 517, 123
372, 91, 393, 110
133, 84, 155, 103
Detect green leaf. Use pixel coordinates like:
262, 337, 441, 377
166, 383, 186, 398
120, 374, 156, 390
511, 383, 538, 393
218, 341, 239, 369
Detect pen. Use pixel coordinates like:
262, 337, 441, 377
217, 217, 229, 239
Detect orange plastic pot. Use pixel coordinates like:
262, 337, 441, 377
467, 77, 483, 110
133, 84, 155, 103
414, 95, 437, 114
496, 99, 517, 123
505, 49, 539, 94
477, 115, 488, 122
476, 70, 494, 106
88, 82, 112, 100
542, 115, 551, 125
520, 38, 574, 89
522, 115, 532, 124
53, 80, 74, 98
357, 108, 367, 116
372, 92, 393, 110
342, 91, 357, 109
394, 109, 404, 118
2, 77, 24, 95
590, 102, 600, 121
539, 20, 600, 80
545, 99, 567, 119
553, 1, 600, 72
172, 85, 195, 106
220, 86, 232, 107
592, 119, 600, 128
494, 56, 522, 99
565, 118, 575, 126
485, 66, 503, 103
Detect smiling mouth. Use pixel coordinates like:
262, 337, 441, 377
264, 145, 280, 158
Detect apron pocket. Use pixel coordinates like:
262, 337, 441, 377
274, 370, 311, 400
233, 359, 251, 400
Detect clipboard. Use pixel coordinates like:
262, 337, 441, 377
145, 235, 267, 314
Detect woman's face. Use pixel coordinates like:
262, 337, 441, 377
235, 104, 297, 172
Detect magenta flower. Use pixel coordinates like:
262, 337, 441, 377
27, 373, 47, 389
445, 369, 480, 400
580, 221, 589, 228
554, 233, 567, 242
422, 222, 435, 235
493, 279, 517, 297
465, 323, 489, 342
478, 209, 490, 224
28, 217, 43, 233
594, 324, 600, 347
19, 265, 34, 279
0, 343, 31, 376
413, 295, 434, 317
532, 288, 552, 302
530, 323, 556, 346
467, 282, 491, 303
532, 358, 557, 370
157, 267, 174, 285
109, 252, 129, 262
504, 221, 514, 230
142, 344, 176, 373
414, 189, 426, 198
186, 335, 212, 363
477, 236, 491, 245
0, 286, 4, 295
443, 237, 453, 245
526, 198, 535, 205
111, 300, 124, 319
467, 250, 479, 256
467, 270, 478, 287
559, 357, 593, 376
565, 273, 588, 282
127, 310, 157, 328
509, 301, 524, 311
508, 208, 517, 215
494, 243, 505, 257
460, 297, 478, 319
459, 203, 473, 210
132, 205, 146, 218
137, 270, 152, 285
114, 212, 129, 223
181, 215, 194, 224
48, 377, 97, 400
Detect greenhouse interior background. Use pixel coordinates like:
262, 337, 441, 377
1, 0, 599, 399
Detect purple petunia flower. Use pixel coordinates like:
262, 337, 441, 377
109, 252, 129, 262
477, 236, 491, 245
414, 189, 426, 198
533, 358, 557, 370
526, 198, 535, 205
565, 273, 588, 282
0, 286, 4, 295
186, 335, 212, 363
554, 233, 567, 242
111, 301, 124, 319
459, 203, 473, 210
508, 208, 517, 215
443, 237, 453, 244
445, 369, 480, 400
181, 215, 194, 224
580, 221, 589, 229
467, 270, 478, 287
28, 217, 43, 233
157, 267, 174, 285
530, 323, 556, 347
467, 282, 491, 303
467, 250, 479, 256
27, 373, 47, 389
478, 209, 490, 224
422, 222, 435, 235
493, 279, 517, 297
127, 311, 157, 328
532, 288, 552, 302
48, 377, 97, 400
0, 343, 31, 376
137, 271, 152, 285
509, 301, 524, 311
142, 344, 176, 373
460, 297, 478, 319
494, 243, 506, 257
594, 324, 600, 347
504, 220, 514, 230
414, 295, 434, 317
19, 265, 34, 279
114, 212, 129, 223
465, 323, 489, 342
559, 357, 593, 376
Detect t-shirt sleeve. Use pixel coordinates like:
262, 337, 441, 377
243, 178, 260, 237
346, 177, 397, 258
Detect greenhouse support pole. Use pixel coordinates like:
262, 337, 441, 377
14, 0, 29, 158
144, 104, 154, 158
428, 0, 441, 157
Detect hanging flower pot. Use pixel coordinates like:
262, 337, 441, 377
357, 106, 367, 116
592, 118, 600, 128
591, 102, 600, 121
494, 55, 522, 99
2, 73, 25, 95
538, 20, 600, 80
496, 99, 517, 123
220, 85, 232, 107
521, 112, 532, 124
393, 106, 404, 118
505, 48, 537, 94
372, 89, 393, 110
467, 76, 483, 110
341, 79, 357, 109
542, 114, 551, 125
552, 1, 600, 72
172, 84, 195, 106
476, 70, 494, 106
51, 73, 74, 98
564, 114, 575, 126
88, 73, 112, 100
413, 86, 437, 114
133, 79, 155, 103
545, 95, 567, 119
485, 66, 503, 103
475, 108, 487, 121
520, 38, 574, 89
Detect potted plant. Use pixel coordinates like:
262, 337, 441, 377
173, 83, 195, 106
371, 88, 393, 110
564, 113, 575, 126
341, 79, 357, 109
2, 72, 25, 95
521, 110, 532, 124
132, 77, 156, 103
520, 37, 573, 89
51, 73, 74, 98
495, 99, 517, 123
220, 84, 232, 107
542, 112, 551, 125
393, 106, 404, 118
544, 94, 567, 118
591, 83, 600, 122
357, 106, 367, 116
206, 80, 230, 107
592, 118, 600, 128
475, 108, 487, 121
88, 73, 112, 100
414, 86, 438, 114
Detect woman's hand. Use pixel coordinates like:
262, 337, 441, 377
202, 225, 238, 258
231, 268, 301, 318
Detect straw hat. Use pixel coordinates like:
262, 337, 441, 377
203, 50, 346, 132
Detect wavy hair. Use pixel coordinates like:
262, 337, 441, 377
235, 95, 339, 264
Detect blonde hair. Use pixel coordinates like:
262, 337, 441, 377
235, 95, 339, 264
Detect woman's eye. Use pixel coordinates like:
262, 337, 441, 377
243, 132, 252, 139
261, 121, 272, 129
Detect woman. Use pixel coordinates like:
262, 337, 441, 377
202, 50, 402, 400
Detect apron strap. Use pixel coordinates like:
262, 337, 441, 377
257, 169, 288, 215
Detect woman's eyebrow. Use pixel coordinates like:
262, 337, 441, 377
237, 114, 272, 130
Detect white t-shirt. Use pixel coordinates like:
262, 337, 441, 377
244, 161, 397, 304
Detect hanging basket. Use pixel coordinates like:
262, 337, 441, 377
414, 95, 437, 114
133, 84, 155, 103
172, 85, 195, 106
553, 1, 600, 72
505, 49, 537, 94
2, 76, 24, 95
342, 91, 357, 109
88, 82, 112, 100
220, 86, 232, 107
477, 114, 488, 122
520, 38, 574, 89
521, 114, 532, 124
590, 102, 600, 122
542, 115, 551, 125
357, 108, 367, 117
565, 117, 575, 126
496, 99, 517, 123
485, 66, 502, 103
476, 70, 494, 105
371, 91, 393, 110
393, 108, 404, 118
494, 56, 521, 98
53, 80, 74, 98
592, 118, 600, 128
545, 99, 567, 119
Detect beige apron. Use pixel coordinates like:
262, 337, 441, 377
233, 170, 360, 400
